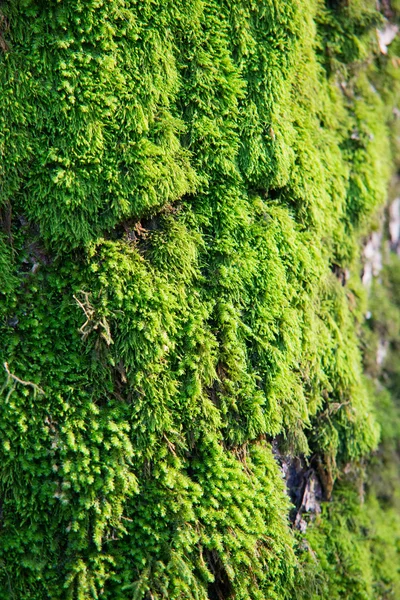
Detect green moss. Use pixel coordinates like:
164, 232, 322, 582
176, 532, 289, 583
1, 0, 400, 597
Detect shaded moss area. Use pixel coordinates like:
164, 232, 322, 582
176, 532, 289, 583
1, 0, 400, 597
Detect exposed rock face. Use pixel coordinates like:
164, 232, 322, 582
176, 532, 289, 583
377, 338, 389, 366
377, 22, 398, 54
389, 197, 400, 252
361, 194, 400, 287
272, 444, 323, 532
362, 230, 383, 287
362, 202, 397, 367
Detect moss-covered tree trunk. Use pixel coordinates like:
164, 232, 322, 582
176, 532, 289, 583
1, 0, 400, 598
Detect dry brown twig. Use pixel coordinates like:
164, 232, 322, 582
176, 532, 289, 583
73, 291, 113, 345
3, 362, 45, 395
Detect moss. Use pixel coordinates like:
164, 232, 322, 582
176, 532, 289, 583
1, 0, 400, 597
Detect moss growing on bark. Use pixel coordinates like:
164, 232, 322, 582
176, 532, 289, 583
1, 0, 400, 597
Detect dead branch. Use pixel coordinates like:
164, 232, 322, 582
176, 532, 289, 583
3, 362, 45, 395
73, 291, 113, 345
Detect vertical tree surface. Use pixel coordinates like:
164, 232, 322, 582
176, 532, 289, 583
1, 0, 400, 598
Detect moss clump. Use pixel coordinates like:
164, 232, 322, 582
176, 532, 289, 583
1, 0, 400, 597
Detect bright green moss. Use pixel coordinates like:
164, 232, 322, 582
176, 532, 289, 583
1, 0, 400, 597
